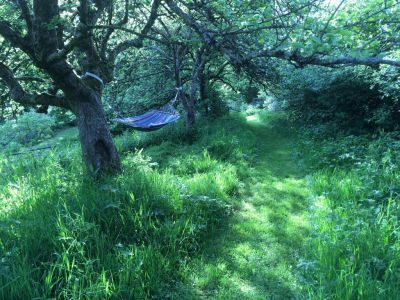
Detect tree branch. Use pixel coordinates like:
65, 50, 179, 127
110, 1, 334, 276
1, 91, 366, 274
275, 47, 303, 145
165, 0, 214, 44
91, 25, 166, 44
319, 0, 346, 40
110, 0, 162, 59
0, 62, 68, 108
250, 49, 400, 68
0, 20, 34, 56
46, 37, 83, 64
15, 76, 46, 83
166, 0, 400, 70
13, 0, 33, 39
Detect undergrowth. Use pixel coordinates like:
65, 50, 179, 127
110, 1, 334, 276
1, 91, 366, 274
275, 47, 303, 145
300, 129, 400, 299
0, 114, 256, 299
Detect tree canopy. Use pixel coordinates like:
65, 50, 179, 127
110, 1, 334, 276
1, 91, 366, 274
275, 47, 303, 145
0, 0, 399, 174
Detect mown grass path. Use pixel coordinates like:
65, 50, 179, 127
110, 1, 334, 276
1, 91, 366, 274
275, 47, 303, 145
177, 114, 311, 299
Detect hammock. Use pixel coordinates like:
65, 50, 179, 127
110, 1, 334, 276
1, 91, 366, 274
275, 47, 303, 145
114, 88, 181, 132
114, 109, 180, 132
80, 71, 181, 132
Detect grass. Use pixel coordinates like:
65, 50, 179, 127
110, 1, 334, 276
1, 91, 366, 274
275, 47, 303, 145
0, 113, 256, 299
169, 113, 311, 299
2, 111, 399, 299
300, 130, 400, 299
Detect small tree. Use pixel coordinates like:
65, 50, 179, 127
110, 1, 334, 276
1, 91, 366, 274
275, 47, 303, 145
0, 0, 161, 175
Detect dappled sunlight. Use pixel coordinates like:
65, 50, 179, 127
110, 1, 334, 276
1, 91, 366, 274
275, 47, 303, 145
0, 113, 259, 299
245, 114, 260, 122
0, 0, 397, 296
178, 113, 311, 299
0, 112, 313, 299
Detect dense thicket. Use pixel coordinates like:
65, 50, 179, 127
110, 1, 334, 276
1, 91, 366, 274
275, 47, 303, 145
277, 66, 400, 133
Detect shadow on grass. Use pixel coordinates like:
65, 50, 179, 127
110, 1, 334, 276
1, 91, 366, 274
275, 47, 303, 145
0, 112, 309, 299
171, 113, 311, 299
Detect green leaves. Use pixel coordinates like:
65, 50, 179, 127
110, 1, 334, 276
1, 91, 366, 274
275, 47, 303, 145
47, 16, 66, 30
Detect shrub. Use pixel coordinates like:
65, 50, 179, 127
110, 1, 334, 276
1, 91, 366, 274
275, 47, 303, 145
277, 65, 400, 133
198, 86, 229, 118
48, 107, 75, 127
0, 111, 56, 152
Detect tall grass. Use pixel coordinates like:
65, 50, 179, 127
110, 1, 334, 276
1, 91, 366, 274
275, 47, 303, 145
0, 114, 256, 299
301, 131, 400, 299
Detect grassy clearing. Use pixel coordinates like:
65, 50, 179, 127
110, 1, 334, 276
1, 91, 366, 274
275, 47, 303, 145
2, 111, 398, 299
171, 113, 311, 299
0, 113, 256, 299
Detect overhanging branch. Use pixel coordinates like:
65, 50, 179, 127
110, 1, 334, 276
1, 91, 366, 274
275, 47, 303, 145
250, 49, 400, 68
110, 0, 162, 59
0, 20, 34, 56
0, 62, 68, 108
165, 0, 400, 71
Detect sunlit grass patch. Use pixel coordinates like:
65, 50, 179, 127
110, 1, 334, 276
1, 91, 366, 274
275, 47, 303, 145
170, 111, 311, 299
0, 113, 255, 299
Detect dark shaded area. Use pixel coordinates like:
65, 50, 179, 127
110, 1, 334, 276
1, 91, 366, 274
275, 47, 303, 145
286, 74, 400, 133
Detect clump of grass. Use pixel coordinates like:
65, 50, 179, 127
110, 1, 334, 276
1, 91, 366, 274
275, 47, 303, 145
0, 113, 255, 299
301, 131, 400, 299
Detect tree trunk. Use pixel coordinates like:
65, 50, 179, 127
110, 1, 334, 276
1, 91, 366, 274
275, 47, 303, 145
186, 102, 196, 130
71, 91, 121, 175
179, 92, 197, 143
199, 73, 209, 116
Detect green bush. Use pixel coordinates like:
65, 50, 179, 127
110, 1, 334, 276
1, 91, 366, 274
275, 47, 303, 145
48, 107, 75, 127
277, 66, 400, 133
198, 86, 229, 119
0, 111, 56, 152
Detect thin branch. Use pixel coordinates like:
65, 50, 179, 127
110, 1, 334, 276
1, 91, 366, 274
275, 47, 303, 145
91, 25, 166, 44
111, 0, 162, 59
15, 76, 46, 82
46, 37, 83, 63
13, 0, 33, 39
100, 0, 129, 59
165, 0, 214, 44
251, 49, 400, 68
319, 0, 346, 40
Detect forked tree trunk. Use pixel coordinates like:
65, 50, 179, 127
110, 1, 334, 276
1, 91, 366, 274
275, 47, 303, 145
71, 91, 121, 175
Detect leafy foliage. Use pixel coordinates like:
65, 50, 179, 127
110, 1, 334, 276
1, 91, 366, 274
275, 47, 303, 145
300, 130, 400, 299
0, 111, 55, 152
0, 0, 400, 298
277, 65, 400, 132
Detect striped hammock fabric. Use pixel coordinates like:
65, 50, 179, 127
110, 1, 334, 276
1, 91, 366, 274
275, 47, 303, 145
114, 110, 180, 132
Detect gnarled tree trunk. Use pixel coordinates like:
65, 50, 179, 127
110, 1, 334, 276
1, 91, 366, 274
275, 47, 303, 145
70, 90, 120, 175
0, 0, 163, 177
